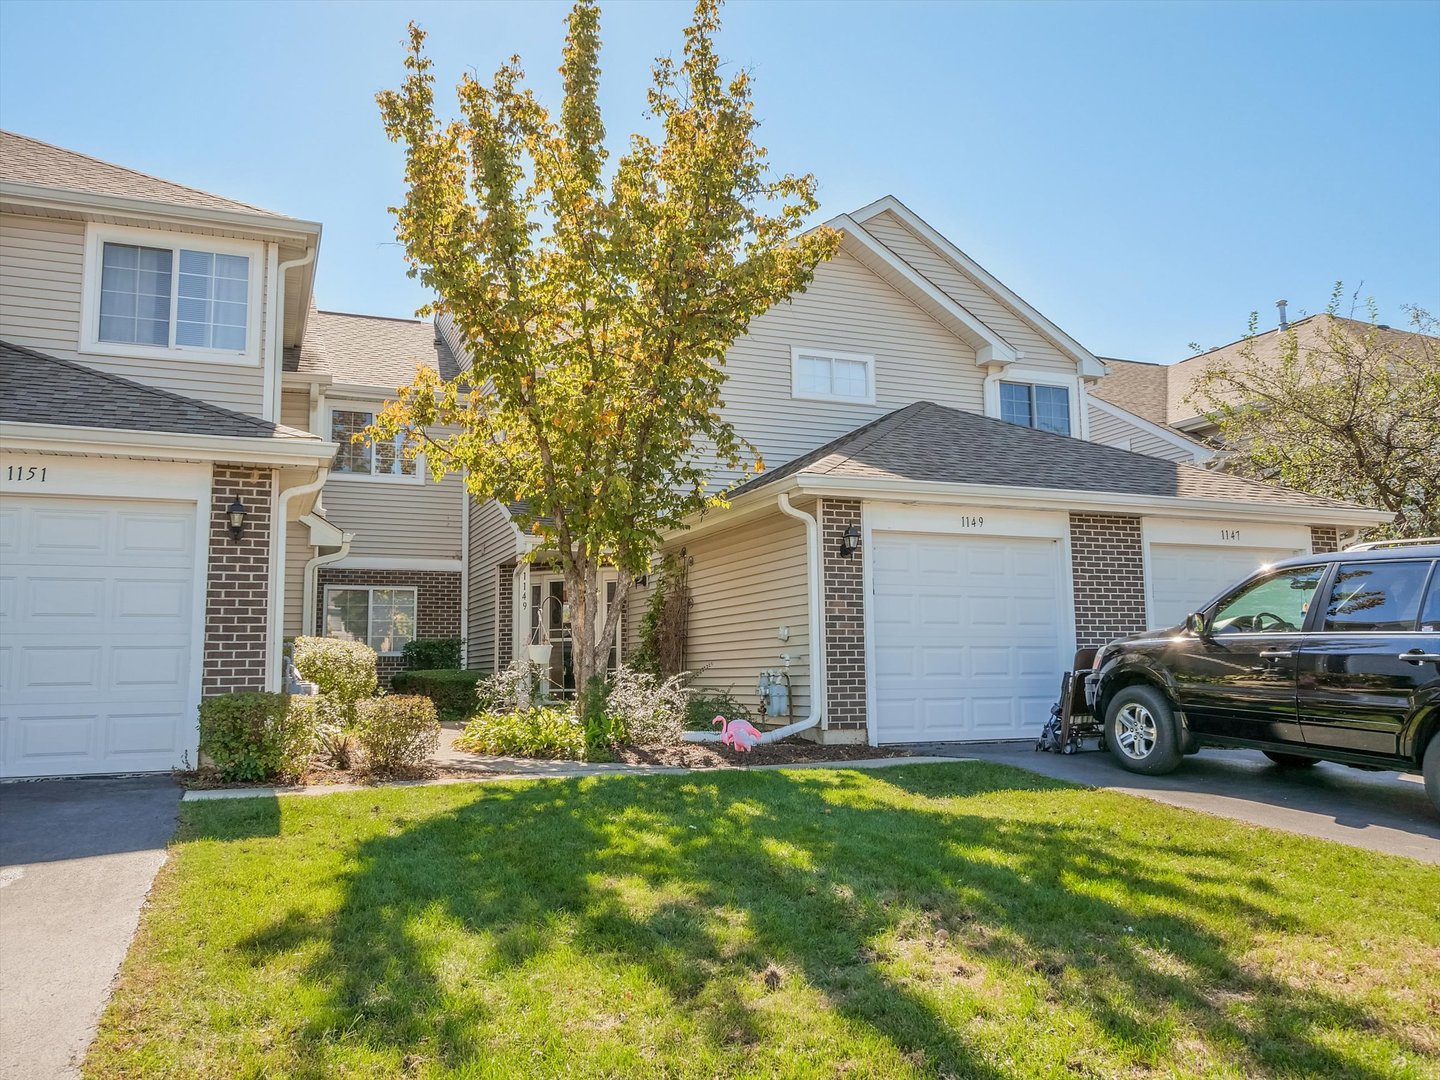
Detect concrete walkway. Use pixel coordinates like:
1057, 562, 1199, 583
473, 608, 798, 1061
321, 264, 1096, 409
908, 740, 1440, 864
0, 776, 181, 1079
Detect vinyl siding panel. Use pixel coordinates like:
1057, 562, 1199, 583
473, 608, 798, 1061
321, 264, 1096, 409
676, 510, 810, 716
861, 211, 1080, 375
0, 212, 269, 416
466, 497, 522, 671
280, 386, 311, 431
715, 248, 980, 487
1087, 404, 1200, 463
282, 522, 313, 637
323, 472, 465, 560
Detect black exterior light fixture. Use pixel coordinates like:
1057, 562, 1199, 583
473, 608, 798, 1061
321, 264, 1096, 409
839, 524, 861, 558
226, 498, 248, 541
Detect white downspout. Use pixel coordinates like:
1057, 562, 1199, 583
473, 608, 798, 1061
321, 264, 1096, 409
460, 486, 471, 667
684, 490, 825, 744
302, 533, 353, 639
265, 245, 317, 423
267, 468, 330, 691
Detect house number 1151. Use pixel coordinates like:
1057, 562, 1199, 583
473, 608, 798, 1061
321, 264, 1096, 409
5, 466, 48, 482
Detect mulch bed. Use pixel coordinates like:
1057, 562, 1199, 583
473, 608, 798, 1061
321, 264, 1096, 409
612, 739, 910, 769
174, 763, 491, 790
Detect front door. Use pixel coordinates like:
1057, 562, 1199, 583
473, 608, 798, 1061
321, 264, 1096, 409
1170, 563, 1326, 743
1298, 558, 1438, 758
527, 574, 620, 697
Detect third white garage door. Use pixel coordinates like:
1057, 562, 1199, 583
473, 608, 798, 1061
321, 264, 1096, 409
872, 532, 1066, 743
1148, 544, 1301, 630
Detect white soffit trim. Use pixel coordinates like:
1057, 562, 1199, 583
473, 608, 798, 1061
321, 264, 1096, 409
791, 473, 1392, 527
825, 214, 1019, 366
1, 422, 338, 467
849, 195, 1106, 378
1087, 396, 1214, 462
327, 556, 463, 572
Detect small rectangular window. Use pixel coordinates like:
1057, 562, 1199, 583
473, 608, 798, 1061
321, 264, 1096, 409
999, 381, 1071, 436
791, 348, 874, 403
330, 408, 415, 478
1323, 560, 1431, 633
324, 586, 417, 654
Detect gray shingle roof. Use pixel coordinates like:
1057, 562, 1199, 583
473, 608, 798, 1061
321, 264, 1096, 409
1092, 357, 1170, 425
0, 340, 318, 441
728, 400, 1364, 512
285, 310, 460, 388
0, 130, 286, 217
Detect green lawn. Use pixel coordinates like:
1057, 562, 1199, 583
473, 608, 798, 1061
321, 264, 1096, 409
87, 765, 1438, 1079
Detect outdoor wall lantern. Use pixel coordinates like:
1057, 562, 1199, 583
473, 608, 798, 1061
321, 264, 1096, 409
226, 498, 248, 541
839, 524, 861, 558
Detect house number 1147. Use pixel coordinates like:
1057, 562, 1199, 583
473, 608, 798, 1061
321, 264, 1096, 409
1220, 529, 1240, 541
5, 466, 48, 482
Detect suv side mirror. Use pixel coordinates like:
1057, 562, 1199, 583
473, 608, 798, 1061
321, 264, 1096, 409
1185, 611, 1209, 637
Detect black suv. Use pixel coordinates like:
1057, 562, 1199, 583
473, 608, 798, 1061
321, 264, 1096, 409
1087, 540, 1440, 814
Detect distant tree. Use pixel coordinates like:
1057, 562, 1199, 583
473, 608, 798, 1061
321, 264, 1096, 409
1187, 288, 1440, 537
371, 0, 838, 713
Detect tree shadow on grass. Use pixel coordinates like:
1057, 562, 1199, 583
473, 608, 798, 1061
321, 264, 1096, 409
234, 764, 1434, 1078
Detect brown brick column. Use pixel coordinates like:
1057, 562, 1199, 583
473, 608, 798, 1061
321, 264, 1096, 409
315, 567, 462, 684
1309, 526, 1340, 553
496, 565, 515, 670
821, 499, 867, 732
203, 465, 274, 696
1069, 513, 1147, 650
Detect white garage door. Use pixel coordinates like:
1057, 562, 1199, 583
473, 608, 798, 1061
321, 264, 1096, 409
0, 497, 199, 778
872, 532, 1065, 743
1148, 544, 1298, 629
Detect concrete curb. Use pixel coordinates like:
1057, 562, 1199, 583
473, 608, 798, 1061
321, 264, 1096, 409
180, 756, 971, 801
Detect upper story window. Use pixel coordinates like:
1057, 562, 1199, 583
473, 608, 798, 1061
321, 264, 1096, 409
791, 347, 875, 405
330, 408, 417, 480
1000, 381, 1071, 436
81, 224, 262, 365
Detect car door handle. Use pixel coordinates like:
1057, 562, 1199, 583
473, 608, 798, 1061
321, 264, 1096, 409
1259, 649, 1295, 659
1399, 651, 1440, 663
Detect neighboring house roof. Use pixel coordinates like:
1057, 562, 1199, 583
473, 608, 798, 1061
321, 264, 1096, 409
1092, 357, 1170, 426
0, 130, 286, 217
727, 400, 1364, 512
0, 339, 318, 441
285, 309, 460, 389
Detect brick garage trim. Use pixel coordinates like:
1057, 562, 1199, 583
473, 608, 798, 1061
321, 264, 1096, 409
1069, 512, 1147, 651
1309, 526, 1341, 554
315, 567, 462, 683
203, 465, 274, 696
496, 565, 515, 670
821, 499, 867, 731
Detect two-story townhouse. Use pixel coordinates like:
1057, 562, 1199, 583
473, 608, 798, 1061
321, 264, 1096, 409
459, 197, 1390, 746
0, 131, 340, 777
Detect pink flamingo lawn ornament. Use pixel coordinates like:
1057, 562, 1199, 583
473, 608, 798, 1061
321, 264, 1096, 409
715, 715, 763, 752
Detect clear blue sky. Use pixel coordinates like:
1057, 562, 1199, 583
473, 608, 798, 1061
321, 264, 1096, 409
2, 0, 1436, 361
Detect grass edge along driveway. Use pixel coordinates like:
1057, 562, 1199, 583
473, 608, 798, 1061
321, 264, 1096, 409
86, 763, 1439, 1079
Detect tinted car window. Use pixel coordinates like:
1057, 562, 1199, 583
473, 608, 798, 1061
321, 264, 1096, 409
1422, 567, 1440, 633
1323, 560, 1431, 632
1211, 565, 1324, 634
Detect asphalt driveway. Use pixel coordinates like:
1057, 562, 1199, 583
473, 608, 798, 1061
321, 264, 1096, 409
0, 776, 180, 1080
907, 740, 1440, 864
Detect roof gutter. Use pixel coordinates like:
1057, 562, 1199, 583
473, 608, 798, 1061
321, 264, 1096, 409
0, 421, 338, 468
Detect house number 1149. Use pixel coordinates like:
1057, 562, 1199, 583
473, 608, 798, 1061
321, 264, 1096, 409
5, 466, 48, 482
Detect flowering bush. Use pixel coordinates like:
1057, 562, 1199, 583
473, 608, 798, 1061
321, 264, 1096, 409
474, 659, 549, 714
606, 666, 689, 745
354, 695, 441, 771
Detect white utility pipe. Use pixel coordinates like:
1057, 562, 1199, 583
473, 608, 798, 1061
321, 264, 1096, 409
265, 245, 317, 423
301, 531, 353, 639
266, 468, 331, 691
684, 491, 825, 744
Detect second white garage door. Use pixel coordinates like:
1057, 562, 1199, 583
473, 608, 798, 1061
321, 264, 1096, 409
872, 532, 1065, 743
0, 496, 200, 778
1148, 544, 1301, 629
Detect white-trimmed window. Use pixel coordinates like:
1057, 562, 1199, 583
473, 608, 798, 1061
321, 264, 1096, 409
999, 380, 1072, 436
323, 586, 417, 655
791, 347, 875, 404
81, 224, 262, 364
329, 408, 417, 479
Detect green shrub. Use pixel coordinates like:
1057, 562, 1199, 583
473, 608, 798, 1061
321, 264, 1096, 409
402, 637, 462, 671
198, 692, 314, 783
606, 666, 690, 745
389, 668, 485, 721
686, 687, 755, 732
288, 695, 354, 769
354, 695, 441, 772
474, 660, 547, 714
456, 706, 584, 760
291, 636, 378, 719
581, 675, 621, 758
